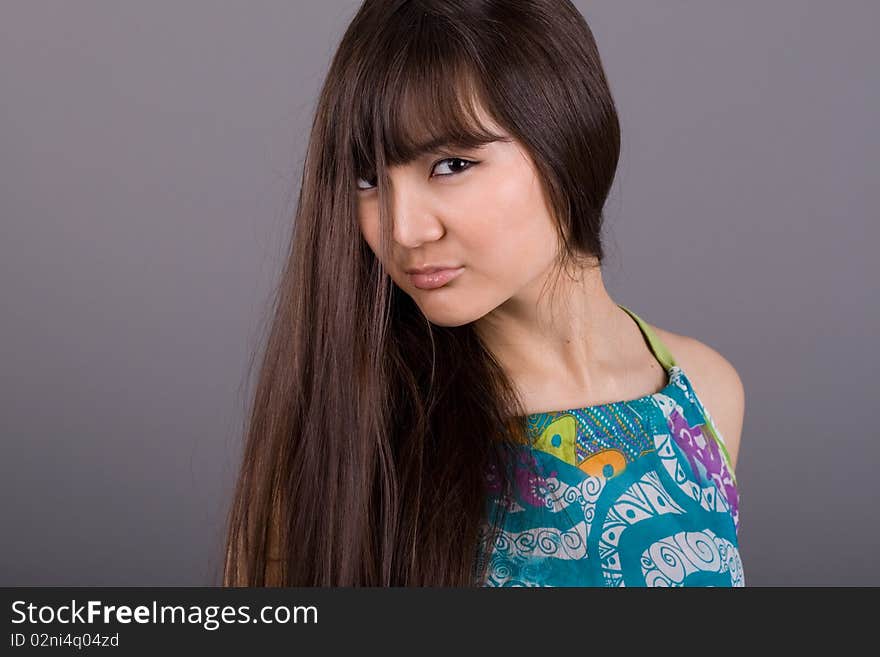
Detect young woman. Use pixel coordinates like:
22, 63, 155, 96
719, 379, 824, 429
223, 0, 745, 587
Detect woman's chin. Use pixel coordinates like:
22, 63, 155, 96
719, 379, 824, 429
417, 301, 479, 328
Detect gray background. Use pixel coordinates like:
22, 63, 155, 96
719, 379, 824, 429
1, 1, 877, 586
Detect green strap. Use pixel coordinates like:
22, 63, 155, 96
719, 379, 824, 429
618, 303, 738, 487
617, 304, 677, 370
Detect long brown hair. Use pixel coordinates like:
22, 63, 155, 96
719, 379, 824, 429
222, 0, 620, 586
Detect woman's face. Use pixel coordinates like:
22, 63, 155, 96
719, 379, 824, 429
357, 125, 562, 327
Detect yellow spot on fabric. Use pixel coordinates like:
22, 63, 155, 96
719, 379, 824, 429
534, 415, 577, 465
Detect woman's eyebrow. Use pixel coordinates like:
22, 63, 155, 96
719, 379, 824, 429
412, 135, 448, 152
409, 134, 494, 159
409, 137, 464, 159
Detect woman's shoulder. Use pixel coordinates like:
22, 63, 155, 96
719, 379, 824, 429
650, 324, 745, 471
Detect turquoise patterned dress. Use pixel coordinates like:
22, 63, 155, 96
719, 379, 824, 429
477, 304, 743, 587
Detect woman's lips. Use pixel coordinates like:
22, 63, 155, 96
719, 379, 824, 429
408, 266, 465, 290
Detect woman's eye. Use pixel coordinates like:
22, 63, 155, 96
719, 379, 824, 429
355, 158, 476, 192
356, 174, 377, 191
431, 157, 475, 177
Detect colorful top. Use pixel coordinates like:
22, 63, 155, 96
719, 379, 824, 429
477, 304, 743, 587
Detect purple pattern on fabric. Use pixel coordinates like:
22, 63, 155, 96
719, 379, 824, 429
514, 449, 557, 508
667, 407, 739, 527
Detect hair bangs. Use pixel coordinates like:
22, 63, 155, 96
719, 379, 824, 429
349, 25, 507, 186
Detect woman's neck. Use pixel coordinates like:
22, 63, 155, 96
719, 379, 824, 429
474, 260, 663, 415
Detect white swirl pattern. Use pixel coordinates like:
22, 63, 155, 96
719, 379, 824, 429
496, 520, 588, 559
640, 530, 743, 587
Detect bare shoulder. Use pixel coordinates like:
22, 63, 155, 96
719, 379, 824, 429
651, 324, 745, 472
